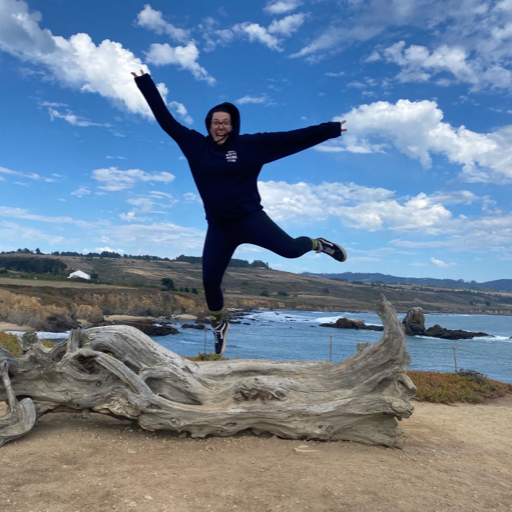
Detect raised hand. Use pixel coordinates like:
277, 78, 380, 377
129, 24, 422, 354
131, 69, 146, 78
340, 120, 347, 133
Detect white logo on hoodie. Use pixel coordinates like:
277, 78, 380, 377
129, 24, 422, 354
226, 150, 237, 163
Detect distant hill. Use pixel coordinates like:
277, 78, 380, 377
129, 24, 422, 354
302, 272, 512, 293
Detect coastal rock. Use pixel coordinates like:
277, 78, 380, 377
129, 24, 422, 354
402, 307, 426, 336
120, 320, 179, 337
320, 317, 384, 331
424, 324, 490, 340
182, 323, 207, 330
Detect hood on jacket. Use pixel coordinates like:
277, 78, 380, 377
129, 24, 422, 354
205, 102, 240, 144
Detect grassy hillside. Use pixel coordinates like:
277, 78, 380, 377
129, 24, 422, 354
1, 253, 512, 314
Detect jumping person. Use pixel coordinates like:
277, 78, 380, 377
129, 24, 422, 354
132, 70, 348, 355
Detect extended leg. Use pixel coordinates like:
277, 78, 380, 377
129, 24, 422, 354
239, 210, 314, 258
202, 224, 237, 313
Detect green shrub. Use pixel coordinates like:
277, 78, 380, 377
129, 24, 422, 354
408, 370, 512, 404
0, 332, 56, 357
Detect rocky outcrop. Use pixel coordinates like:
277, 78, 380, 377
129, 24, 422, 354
0, 289, 79, 332
113, 319, 179, 337
320, 317, 384, 331
402, 307, 425, 336
402, 307, 490, 340
0, 286, 206, 332
423, 324, 490, 340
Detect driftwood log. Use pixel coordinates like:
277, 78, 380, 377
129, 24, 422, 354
0, 296, 416, 448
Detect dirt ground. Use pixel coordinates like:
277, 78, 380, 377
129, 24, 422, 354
1, 396, 511, 512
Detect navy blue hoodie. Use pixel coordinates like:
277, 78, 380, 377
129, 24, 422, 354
135, 74, 341, 224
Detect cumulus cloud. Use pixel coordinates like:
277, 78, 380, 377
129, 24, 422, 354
70, 187, 91, 198
232, 23, 283, 51
258, 180, 457, 233
267, 13, 306, 36
145, 42, 216, 85
289, 0, 512, 91
264, 0, 302, 15
371, 41, 512, 90
92, 167, 175, 192
0, 0, 198, 117
136, 4, 190, 43
391, 211, 512, 258
315, 99, 512, 184
258, 180, 512, 257
0, 0, 152, 115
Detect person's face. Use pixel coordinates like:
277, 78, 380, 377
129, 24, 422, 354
210, 112, 232, 144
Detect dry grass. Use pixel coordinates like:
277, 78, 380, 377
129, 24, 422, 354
0, 332, 56, 357
408, 370, 512, 404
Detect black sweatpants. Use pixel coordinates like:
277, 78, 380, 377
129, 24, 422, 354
202, 210, 313, 312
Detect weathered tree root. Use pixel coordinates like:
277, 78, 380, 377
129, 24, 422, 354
0, 295, 416, 447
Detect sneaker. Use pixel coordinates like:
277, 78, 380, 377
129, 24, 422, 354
316, 237, 347, 262
212, 320, 229, 355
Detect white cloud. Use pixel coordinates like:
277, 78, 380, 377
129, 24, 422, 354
431, 257, 452, 267
0, 0, 152, 116
0, 221, 70, 246
145, 42, 216, 85
39, 101, 67, 107
267, 13, 306, 36
0, 206, 101, 229
288, 0, 512, 82
376, 41, 510, 89
48, 108, 110, 127
70, 187, 91, 198
0, 165, 40, 181
183, 192, 200, 202
136, 4, 190, 43
168, 100, 193, 125
149, 191, 175, 199
316, 99, 512, 184
264, 0, 302, 15
96, 222, 205, 251
233, 23, 282, 51
236, 94, 270, 105
325, 71, 345, 77
92, 167, 175, 192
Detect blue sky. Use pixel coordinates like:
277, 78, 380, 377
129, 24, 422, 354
1, 0, 512, 282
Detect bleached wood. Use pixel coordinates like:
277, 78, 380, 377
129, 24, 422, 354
0, 295, 415, 447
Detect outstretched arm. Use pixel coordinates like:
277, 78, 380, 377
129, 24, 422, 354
252, 120, 346, 164
132, 70, 203, 149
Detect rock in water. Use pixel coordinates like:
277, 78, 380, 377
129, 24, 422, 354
320, 317, 384, 331
424, 324, 490, 340
402, 307, 426, 336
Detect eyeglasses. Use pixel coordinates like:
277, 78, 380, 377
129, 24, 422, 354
210, 121, 232, 128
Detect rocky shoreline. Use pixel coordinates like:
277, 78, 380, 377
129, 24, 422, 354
319, 307, 492, 341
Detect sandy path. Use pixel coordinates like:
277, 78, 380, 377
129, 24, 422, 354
1, 396, 511, 512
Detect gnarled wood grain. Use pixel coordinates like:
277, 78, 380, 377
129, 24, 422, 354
0, 295, 416, 447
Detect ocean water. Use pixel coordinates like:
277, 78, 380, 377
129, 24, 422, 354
152, 310, 512, 384
8, 310, 510, 384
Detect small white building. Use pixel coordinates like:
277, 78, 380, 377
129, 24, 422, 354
68, 270, 91, 280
